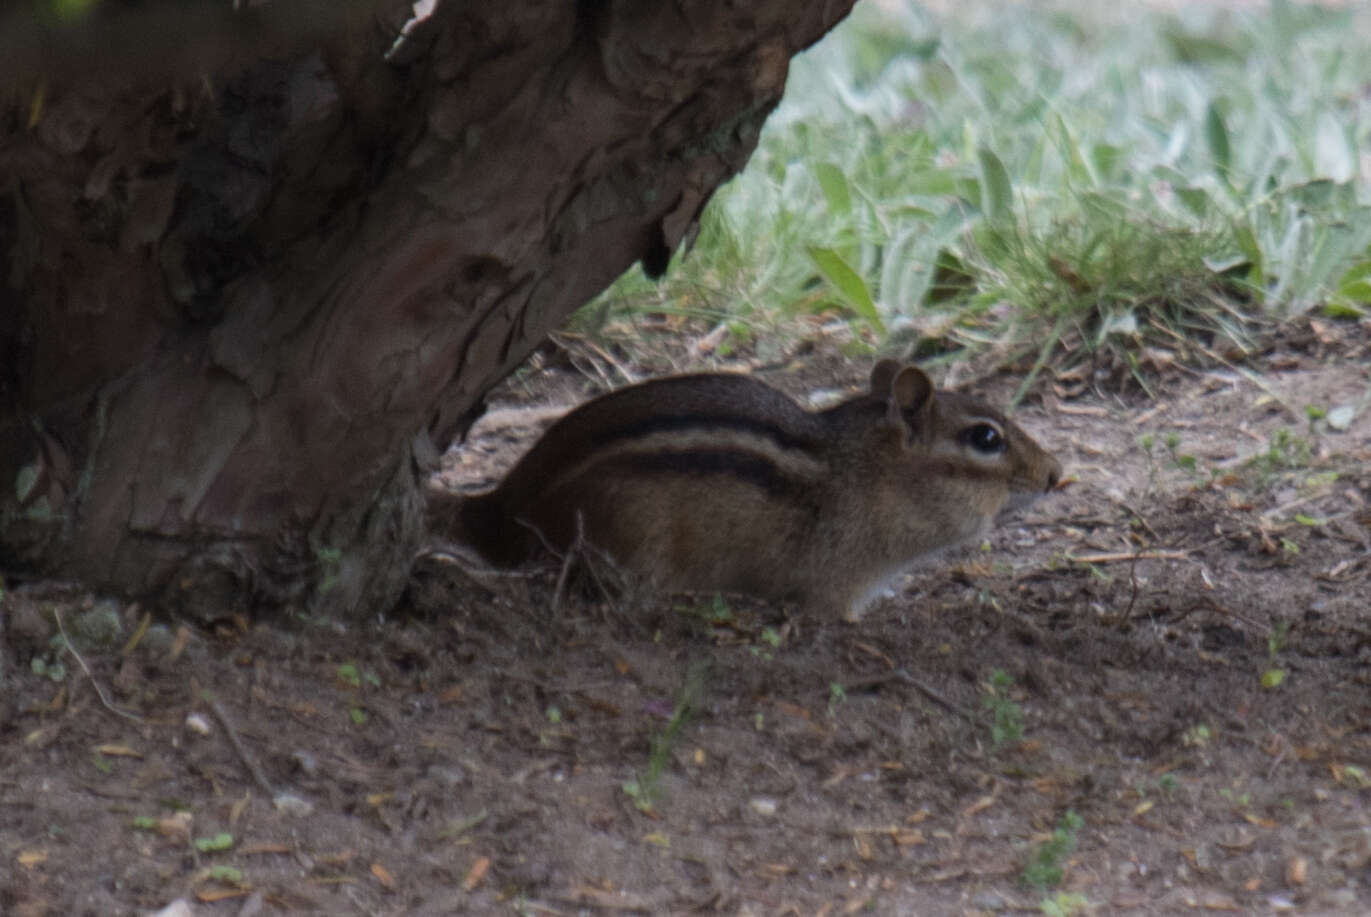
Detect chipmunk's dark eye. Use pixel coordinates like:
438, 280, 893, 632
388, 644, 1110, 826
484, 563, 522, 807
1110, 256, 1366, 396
964, 422, 1005, 455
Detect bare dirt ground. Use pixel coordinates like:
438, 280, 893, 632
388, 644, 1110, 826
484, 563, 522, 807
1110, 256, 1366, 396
3, 318, 1370, 917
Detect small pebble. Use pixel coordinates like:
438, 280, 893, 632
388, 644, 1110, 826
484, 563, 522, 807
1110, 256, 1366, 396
748, 797, 777, 817
291, 750, 319, 777
273, 792, 314, 817
1326, 405, 1355, 431
184, 713, 212, 736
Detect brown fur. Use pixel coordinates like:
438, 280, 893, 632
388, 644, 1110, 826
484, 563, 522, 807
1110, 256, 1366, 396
434, 361, 1062, 620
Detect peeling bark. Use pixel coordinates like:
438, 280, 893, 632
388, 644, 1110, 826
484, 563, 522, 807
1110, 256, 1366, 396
0, 0, 856, 619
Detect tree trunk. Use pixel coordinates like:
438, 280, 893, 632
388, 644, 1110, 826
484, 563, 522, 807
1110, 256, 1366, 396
0, 0, 855, 620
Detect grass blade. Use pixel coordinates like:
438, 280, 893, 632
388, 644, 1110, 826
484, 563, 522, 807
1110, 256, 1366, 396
977, 146, 1013, 222
813, 162, 852, 217
1205, 101, 1233, 185
808, 246, 885, 332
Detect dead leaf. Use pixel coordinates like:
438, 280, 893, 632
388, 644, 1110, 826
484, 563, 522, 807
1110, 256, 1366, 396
120, 607, 151, 655
852, 642, 894, 668
238, 842, 291, 856
169, 626, 190, 660
18, 850, 48, 868
157, 812, 193, 840
96, 744, 142, 758
462, 856, 490, 891
1286, 856, 1307, 885
961, 795, 995, 818
439, 684, 464, 704
1198, 891, 1241, 911
229, 794, 250, 828
371, 862, 396, 890
565, 885, 654, 911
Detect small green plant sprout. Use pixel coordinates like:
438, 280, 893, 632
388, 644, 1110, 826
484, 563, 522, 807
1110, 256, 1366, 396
982, 668, 1025, 750
1262, 620, 1290, 689
1040, 891, 1090, 917
335, 662, 377, 725
194, 832, 234, 853
1162, 432, 1208, 483
1247, 428, 1314, 489
336, 663, 362, 689
1218, 786, 1252, 808
1156, 772, 1179, 795
827, 682, 848, 716
206, 865, 245, 885
1181, 724, 1211, 748
749, 625, 783, 660
1022, 810, 1084, 891
623, 661, 708, 812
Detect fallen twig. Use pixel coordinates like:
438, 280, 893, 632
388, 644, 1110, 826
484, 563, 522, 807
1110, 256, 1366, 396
208, 696, 277, 798
1069, 549, 1188, 564
837, 669, 977, 723
53, 609, 142, 722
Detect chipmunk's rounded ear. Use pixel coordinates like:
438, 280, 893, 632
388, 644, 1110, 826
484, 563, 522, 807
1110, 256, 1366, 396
869, 359, 902, 395
890, 365, 933, 411
887, 365, 934, 441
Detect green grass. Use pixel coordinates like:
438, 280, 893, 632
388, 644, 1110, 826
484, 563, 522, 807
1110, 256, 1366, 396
1022, 809, 1085, 891
621, 660, 709, 811
587, 0, 1371, 380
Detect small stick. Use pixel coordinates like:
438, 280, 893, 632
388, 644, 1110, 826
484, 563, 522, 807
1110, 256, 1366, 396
836, 669, 977, 723
53, 609, 142, 722
208, 696, 277, 798
1069, 549, 1188, 564
896, 670, 978, 723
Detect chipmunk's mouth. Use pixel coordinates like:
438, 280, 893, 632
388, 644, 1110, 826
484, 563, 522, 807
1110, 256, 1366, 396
1002, 489, 1048, 515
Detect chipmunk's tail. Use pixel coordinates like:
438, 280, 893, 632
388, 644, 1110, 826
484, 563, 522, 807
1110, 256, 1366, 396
425, 488, 533, 568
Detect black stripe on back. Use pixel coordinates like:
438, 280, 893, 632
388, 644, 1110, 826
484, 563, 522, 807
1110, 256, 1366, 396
596, 414, 819, 454
611, 449, 804, 497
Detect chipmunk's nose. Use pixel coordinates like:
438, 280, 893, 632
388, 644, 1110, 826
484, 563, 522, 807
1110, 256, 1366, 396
1045, 462, 1063, 492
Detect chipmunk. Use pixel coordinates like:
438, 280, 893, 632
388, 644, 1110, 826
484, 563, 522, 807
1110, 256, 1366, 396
430, 360, 1062, 620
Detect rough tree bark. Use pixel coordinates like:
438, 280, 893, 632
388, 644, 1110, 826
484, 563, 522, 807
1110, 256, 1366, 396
0, 0, 856, 620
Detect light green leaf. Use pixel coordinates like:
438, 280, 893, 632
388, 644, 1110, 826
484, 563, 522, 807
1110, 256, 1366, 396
1049, 113, 1092, 186
808, 247, 885, 332
1203, 253, 1248, 274
1313, 112, 1354, 183
1090, 143, 1122, 181
1336, 260, 1371, 301
976, 146, 1013, 222
207, 865, 244, 884
813, 162, 852, 217
905, 170, 964, 197
1205, 101, 1232, 183
1174, 187, 1211, 219
195, 832, 234, 852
